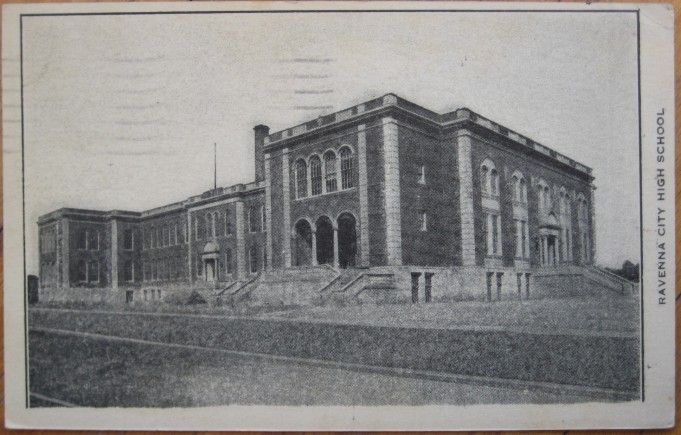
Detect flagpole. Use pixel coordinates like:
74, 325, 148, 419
213, 142, 217, 190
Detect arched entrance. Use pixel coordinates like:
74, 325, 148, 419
337, 213, 357, 268
294, 219, 313, 266
315, 216, 334, 265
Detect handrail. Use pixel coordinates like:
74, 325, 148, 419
336, 273, 366, 294
231, 274, 260, 296
318, 273, 342, 294
215, 281, 238, 298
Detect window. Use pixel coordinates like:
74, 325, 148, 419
214, 212, 223, 237
480, 159, 498, 197
248, 205, 260, 232
224, 248, 232, 275
418, 165, 426, 185
173, 223, 179, 245
76, 230, 87, 250
324, 151, 337, 193
144, 290, 148, 301
419, 211, 428, 232
124, 260, 134, 282
225, 212, 232, 235
295, 159, 308, 198
87, 230, 99, 250
87, 261, 99, 283
249, 246, 258, 273
156, 227, 162, 247
515, 219, 529, 259
310, 155, 322, 195
206, 213, 214, 239
340, 146, 354, 189
196, 258, 203, 276
193, 215, 200, 241
512, 172, 527, 204
486, 213, 502, 256
151, 227, 157, 248
143, 262, 150, 281
123, 228, 134, 250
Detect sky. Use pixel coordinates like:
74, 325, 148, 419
20, 11, 640, 272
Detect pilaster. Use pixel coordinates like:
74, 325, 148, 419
264, 153, 273, 271
282, 148, 292, 267
357, 124, 370, 267
110, 219, 119, 289
235, 200, 246, 278
590, 186, 597, 264
187, 210, 193, 282
382, 117, 402, 266
60, 219, 68, 287
457, 131, 476, 266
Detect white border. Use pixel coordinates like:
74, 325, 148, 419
2, 1, 675, 430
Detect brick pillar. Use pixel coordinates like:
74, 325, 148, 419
333, 227, 339, 269
282, 148, 292, 267
60, 218, 69, 287
357, 124, 370, 267
589, 186, 597, 264
457, 131, 476, 266
235, 201, 246, 278
382, 117, 402, 266
110, 219, 119, 289
311, 230, 318, 266
264, 153, 273, 271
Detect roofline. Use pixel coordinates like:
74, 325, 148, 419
264, 93, 593, 177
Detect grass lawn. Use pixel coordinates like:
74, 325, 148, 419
29, 330, 589, 407
262, 297, 639, 335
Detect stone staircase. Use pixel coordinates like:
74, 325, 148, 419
321, 268, 399, 304
222, 265, 340, 306
533, 264, 638, 298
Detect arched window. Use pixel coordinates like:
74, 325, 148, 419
340, 146, 354, 189
225, 212, 232, 235
324, 150, 337, 193
249, 246, 258, 274
512, 172, 527, 204
310, 155, 322, 195
480, 159, 498, 197
205, 214, 213, 239
295, 159, 308, 199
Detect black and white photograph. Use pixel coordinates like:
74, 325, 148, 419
2, 1, 675, 431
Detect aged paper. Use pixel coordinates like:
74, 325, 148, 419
2, 1, 675, 430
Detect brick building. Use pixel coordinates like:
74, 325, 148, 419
38, 93, 602, 304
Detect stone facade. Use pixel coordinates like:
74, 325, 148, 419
37, 93, 596, 303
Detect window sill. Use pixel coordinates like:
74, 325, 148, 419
294, 186, 357, 202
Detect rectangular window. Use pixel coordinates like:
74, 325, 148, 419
123, 228, 134, 250
163, 226, 170, 247
515, 219, 522, 258
521, 220, 528, 258
76, 229, 87, 250
310, 159, 322, 196
418, 165, 426, 185
325, 156, 337, 193
193, 216, 200, 241
88, 230, 99, 251
486, 213, 501, 256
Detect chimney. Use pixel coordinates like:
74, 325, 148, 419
253, 124, 269, 182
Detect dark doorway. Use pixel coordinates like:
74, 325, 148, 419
315, 216, 334, 265
337, 213, 357, 268
294, 219, 313, 266
125, 290, 134, 304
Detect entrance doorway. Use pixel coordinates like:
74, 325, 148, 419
315, 216, 334, 265
337, 213, 357, 268
294, 219, 313, 266
204, 258, 217, 282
